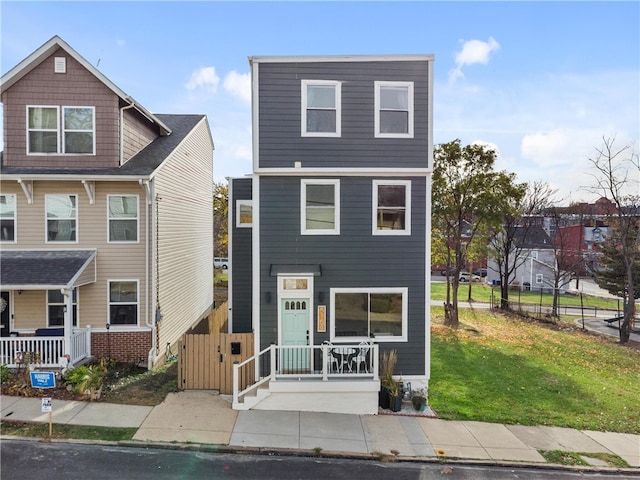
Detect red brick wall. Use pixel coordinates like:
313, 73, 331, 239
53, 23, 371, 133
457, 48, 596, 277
91, 331, 152, 365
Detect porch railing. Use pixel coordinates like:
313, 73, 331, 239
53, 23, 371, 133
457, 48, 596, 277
233, 342, 379, 405
0, 327, 91, 369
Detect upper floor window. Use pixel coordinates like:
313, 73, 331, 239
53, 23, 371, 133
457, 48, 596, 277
108, 195, 139, 242
301, 179, 340, 235
47, 288, 77, 327
331, 287, 408, 342
109, 280, 138, 326
236, 200, 253, 228
301, 80, 341, 137
373, 180, 411, 235
46, 194, 77, 242
0, 194, 16, 242
27, 106, 95, 154
374, 82, 414, 138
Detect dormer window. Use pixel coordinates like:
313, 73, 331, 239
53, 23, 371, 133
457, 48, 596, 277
27, 106, 95, 155
301, 80, 341, 137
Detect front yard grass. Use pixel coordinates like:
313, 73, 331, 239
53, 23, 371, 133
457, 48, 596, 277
429, 306, 640, 434
0, 421, 136, 441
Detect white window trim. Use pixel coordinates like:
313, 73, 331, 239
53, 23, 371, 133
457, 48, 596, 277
301, 179, 340, 235
301, 80, 341, 137
372, 180, 411, 236
107, 194, 140, 243
46, 288, 78, 327
0, 194, 17, 243
330, 287, 408, 342
62, 106, 96, 155
26, 105, 96, 155
26, 105, 59, 155
107, 279, 140, 328
374, 81, 414, 138
236, 199, 253, 228
536, 274, 544, 285
45, 194, 78, 243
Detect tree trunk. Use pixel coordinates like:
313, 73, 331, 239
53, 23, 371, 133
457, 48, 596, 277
444, 278, 460, 328
500, 280, 510, 310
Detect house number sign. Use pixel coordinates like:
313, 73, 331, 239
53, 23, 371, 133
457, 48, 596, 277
317, 305, 326, 332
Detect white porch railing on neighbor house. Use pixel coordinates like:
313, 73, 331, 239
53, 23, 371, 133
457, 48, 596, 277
233, 342, 379, 405
0, 327, 91, 369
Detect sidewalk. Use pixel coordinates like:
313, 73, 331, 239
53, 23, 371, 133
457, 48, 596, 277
2, 391, 639, 470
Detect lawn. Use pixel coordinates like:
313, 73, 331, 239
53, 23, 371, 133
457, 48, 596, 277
429, 306, 640, 434
430, 282, 622, 310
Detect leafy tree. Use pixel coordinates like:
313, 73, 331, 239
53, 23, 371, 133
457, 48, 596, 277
213, 181, 228, 257
596, 224, 640, 303
432, 139, 524, 327
587, 136, 640, 343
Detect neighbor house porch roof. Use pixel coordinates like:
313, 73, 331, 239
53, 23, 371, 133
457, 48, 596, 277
0, 250, 97, 290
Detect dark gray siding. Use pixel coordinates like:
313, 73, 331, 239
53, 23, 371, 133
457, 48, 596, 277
230, 177, 253, 333
257, 61, 431, 170
258, 175, 427, 375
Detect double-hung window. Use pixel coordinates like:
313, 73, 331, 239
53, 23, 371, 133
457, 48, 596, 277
27, 106, 95, 154
236, 200, 253, 227
46, 194, 77, 242
108, 195, 139, 242
331, 288, 408, 341
301, 179, 340, 235
109, 280, 138, 326
47, 289, 77, 327
373, 180, 411, 235
301, 80, 341, 137
374, 82, 414, 138
0, 194, 16, 242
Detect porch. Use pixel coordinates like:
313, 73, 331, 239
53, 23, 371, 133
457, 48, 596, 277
233, 342, 381, 415
0, 327, 92, 369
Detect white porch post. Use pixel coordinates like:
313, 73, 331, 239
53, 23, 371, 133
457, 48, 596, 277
62, 288, 72, 359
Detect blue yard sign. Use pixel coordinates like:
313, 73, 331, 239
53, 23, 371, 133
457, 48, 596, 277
30, 371, 56, 389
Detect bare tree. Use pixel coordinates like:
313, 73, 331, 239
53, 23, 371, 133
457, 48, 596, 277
489, 181, 555, 309
586, 136, 640, 343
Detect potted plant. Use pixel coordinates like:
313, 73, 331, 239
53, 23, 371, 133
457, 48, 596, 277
411, 387, 428, 412
387, 378, 404, 412
378, 349, 396, 409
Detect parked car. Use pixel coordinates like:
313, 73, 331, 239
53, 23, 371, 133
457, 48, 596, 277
459, 272, 481, 282
473, 268, 488, 277
214, 257, 229, 269
440, 267, 457, 276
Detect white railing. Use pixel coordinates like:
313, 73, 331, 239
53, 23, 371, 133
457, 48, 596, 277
0, 327, 91, 369
233, 342, 379, 405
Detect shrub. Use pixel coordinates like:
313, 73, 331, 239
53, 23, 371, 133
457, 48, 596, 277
0, 364, 13, 383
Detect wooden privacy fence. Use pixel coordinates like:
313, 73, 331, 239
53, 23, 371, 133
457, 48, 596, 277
178, 332, 254, 393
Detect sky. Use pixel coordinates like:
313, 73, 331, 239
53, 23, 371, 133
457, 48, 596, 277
1, 1, 639, 204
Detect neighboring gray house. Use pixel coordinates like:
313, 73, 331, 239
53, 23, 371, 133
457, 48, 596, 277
228, 55, 434, 414
487, 226, 566, 292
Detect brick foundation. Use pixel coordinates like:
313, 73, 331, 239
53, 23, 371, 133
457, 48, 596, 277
91, 331, 152, 365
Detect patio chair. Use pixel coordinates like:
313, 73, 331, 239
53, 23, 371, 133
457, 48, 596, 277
323, 341, 340, 373
349, 341, 371, 373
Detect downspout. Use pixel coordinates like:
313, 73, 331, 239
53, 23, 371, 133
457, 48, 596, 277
120, 100, 136, 165
140, 179, 154, 369
61, 288, 72, 362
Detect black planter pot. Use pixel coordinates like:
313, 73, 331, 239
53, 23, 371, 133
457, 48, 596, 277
379, 387, 390, 409
390, 394, 403, 412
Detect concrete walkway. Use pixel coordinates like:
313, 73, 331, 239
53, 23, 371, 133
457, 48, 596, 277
2, 391, 639, 471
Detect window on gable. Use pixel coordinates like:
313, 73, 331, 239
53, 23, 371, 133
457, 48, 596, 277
108, 195, 139, 242
301, 179, 340, 235
374, 82, 414, 138
0, 194, 16, 242
47, 288, 77, 327
46, 194, 77, 242
536, 274, 544, 284
27, 106, 95, 154
109, 280, 138, 326
301, 80, 341, 137
236, 200, 253, 228
331, 288, 407, 342
373, 180, 411, 235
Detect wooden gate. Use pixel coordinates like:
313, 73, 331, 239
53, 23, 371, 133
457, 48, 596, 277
178, 332, 254, 393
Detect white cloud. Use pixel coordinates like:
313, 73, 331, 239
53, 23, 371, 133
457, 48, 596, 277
185, 66, 220, 94
449, 37, 500, 83
223, 71, 251, 104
